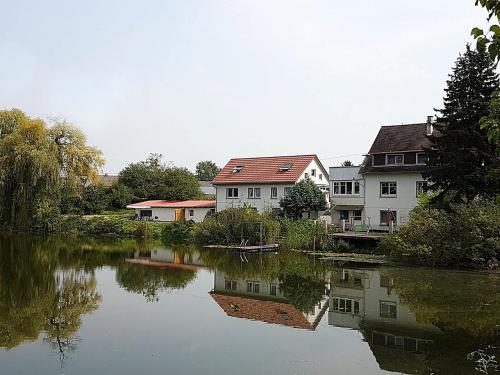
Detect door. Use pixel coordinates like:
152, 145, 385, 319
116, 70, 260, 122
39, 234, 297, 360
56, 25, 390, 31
175, 208, 185, 221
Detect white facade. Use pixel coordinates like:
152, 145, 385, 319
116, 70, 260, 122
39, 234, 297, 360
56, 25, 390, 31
215, 159, 329, 213
364, 172, 424, 228
129, 206, 214, 223
329, 168, 425, 230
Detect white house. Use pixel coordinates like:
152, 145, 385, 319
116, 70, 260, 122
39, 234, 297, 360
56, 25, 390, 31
330, 117, 434, 230
211, 154, 329, 214
126, 200, 215, 223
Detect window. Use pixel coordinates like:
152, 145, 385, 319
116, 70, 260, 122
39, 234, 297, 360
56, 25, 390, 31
332, 297, 360, 314
304, 173, 309, 178
333, 181, 358, 195
416, 181, 427, 196
284, 187, 292, 196
319, 174, 323, 180
417, 153, 427, 165
248, 187, 261, 199
270, 283, 277, 296
226, 188, 239, 198
353, 210, 362, 221
225, 280, 237, 291
380, 210, 397, 225
340, 210, 349, 220
270, 187, 278, 199
246, 281, 260, 294
354, 181, 360, 194
380, 182, 397, 197
386, 154, 404, 165
380, 301, 397, 318
311, 169, 316, 177
188, 209, 194, 217
232, 165, 244, 173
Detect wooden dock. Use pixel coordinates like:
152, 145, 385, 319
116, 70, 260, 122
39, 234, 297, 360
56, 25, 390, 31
331, 232, 388, 241
125, 258, 204, 271
203, 244, 279, 253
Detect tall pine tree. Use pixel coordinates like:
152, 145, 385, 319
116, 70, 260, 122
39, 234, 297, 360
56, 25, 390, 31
424, 45, 500, 204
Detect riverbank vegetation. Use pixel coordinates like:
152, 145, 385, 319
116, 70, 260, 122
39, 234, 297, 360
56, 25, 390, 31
379, 200, 500, 269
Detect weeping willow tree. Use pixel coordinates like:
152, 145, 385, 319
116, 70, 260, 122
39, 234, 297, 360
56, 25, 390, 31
0, 109, 104, 230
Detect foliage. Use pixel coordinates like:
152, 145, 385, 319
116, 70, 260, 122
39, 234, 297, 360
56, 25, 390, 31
423, 45, 499, 205
379, 200, 500, 268
107, 183, 134, 209
193, 207, 280, 246
162, 220, 196, 244
279, 218, 328, 250
115, 263, 196, 302
278, 274, 326, 313
195, 160, 220, 181
0, 109, 103, 230
119, 153, 202, 201
279, 178, 327, 219
341, 160, 353, 167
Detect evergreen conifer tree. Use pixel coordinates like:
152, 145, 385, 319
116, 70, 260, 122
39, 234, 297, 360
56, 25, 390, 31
424, 45, 500, 204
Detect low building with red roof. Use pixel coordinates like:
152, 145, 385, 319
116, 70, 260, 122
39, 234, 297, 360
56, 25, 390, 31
126, 200, 215, 222
212, 154, 329, 214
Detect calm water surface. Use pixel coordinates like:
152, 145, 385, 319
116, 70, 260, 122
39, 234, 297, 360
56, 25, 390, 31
0, 234, 499, 375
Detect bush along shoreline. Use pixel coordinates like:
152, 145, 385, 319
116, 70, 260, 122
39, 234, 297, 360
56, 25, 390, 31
378, 199, 500, 269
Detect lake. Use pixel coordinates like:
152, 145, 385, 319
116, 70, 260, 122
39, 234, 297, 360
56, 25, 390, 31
0, 233, 499, 375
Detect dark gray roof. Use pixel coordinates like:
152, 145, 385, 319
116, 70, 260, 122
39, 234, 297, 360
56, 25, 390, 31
368, 123, 433, 154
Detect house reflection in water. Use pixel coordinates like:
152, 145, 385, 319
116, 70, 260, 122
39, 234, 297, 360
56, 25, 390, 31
329, 268, 441, 374
210, 270, 329, 330
132, 248, 205, 270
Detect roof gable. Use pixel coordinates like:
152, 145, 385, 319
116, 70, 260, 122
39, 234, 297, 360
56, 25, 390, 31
368, 123, 433, 154
212, 154, 326, 185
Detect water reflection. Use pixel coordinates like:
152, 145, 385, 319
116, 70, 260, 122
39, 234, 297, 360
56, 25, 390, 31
0, 233, 499, 375
210, 269, 329, 330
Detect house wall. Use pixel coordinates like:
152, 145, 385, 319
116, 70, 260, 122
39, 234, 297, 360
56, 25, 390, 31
213, 270, 286, 300
364, 172, 423, 227
133, 207, 212, 222
329, 167, 365, 225
184, 207, 213, 223
215, 183, 294, 212
133, 207, 176, 221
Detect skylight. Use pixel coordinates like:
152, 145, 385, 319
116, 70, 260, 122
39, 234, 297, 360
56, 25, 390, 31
232, 165, 244, 173
279, 163, 293, 172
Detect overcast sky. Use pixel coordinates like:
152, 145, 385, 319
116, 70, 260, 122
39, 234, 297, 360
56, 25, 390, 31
0, 0, 492, 173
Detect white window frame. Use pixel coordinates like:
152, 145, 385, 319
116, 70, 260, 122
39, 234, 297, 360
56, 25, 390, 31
333, 181, 359, 196
248, 188, 261, 199
386, 154, 404, 165
284, 187, 292, 197
380, 300, 397, 319
226, 188, 239, 198
416, 181, 427, 196
270, 187, 278, 199
246, 281, 260, 294
332, 297, 360, 315
225, 279, 237, 291
188, 209, 194, 217
380, 210, 397, 225
416, 153, 427, 165
311, 169, 316, 177
380, 181, 397, 197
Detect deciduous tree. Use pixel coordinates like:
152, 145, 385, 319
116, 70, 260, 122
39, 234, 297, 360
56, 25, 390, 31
195, 160, 220, 181
279, 178, 327, 219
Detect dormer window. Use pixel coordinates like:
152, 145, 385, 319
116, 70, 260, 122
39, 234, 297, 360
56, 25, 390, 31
386, 154, 404, 165
416, 153, 427, 165
232, 165, 244, 173
279, 163, 293, 172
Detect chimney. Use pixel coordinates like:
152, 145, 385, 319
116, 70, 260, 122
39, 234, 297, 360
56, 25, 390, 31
426, 115, 433, 135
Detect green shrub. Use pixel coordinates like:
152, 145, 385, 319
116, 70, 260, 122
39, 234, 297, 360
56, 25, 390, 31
193, 207, 280, 245
279, 219, 328, 250
162, 220, 195, 244
379, 200, 500, 268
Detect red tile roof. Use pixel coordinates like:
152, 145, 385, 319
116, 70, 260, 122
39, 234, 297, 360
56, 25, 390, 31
127, 200, 216, 209
211, 154, 327, 185
210, 292, 315, 330
368, 123, 433, 154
